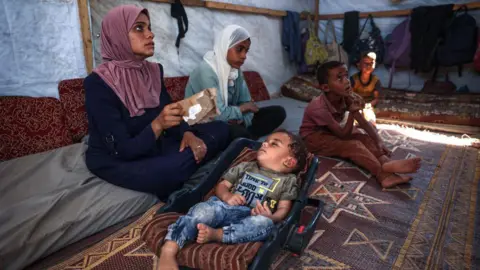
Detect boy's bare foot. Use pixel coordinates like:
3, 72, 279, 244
157, 241, 179, 270
382, 157, 421, 174
400, 174, 413, 182
196, 223, 223, 244
381, 173, 411, 188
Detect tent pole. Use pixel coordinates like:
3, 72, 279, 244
141, 0, 480, 20
316, 2, 480, 20
78, 0, 93, 74
314, 0, 319, 33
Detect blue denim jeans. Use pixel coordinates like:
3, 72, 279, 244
165, 196, 275, 248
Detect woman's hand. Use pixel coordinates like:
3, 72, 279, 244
239, 102, 259, 114
180, 131, 207, 163
151, 103, 184, 136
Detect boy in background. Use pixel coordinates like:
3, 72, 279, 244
300, 61, 421, 189
350, 52, 381, 124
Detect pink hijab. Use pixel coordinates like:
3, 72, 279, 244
93, 5, 161, 117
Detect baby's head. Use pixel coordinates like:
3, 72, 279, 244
257, 129, 308, 174
356, 51, 377, 74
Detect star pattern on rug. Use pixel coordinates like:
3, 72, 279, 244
378, 130, 426, 153
298, 250, 351, 269
306, 230, 325, 250
343, 228, 394, 261
311, 172, 390, 223
333, 161, 372, 179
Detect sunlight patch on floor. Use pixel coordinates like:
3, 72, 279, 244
377, 124, 480, 147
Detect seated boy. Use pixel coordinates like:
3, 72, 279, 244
158, 130, 308, 270
300, 61, 421, 188
350, 52, 381, 124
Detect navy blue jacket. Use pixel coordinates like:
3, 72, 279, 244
84, 64, 189, 165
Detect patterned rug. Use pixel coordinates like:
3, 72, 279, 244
43, 127, 480, 270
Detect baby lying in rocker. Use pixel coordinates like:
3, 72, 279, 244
158, 130, 308, 270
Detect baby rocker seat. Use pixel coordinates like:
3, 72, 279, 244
141, 138, 325, 270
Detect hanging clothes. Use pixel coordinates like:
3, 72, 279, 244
171, 0, 188, 52
409, 4, 454, 73
342, 11, 359, 54
282, 11, 302, 63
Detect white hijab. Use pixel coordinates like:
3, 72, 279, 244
203, 25, 251, 105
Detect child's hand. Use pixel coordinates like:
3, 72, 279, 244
225, 194, 246, 206
251, 201, 273, 219
348, 103, 363, 112
239, 102, 259, 113
379, 142, 392, 157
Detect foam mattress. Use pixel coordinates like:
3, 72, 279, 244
0, 143, 158, 270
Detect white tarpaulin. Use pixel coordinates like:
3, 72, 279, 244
0, 0, 86, 97
1, 0, 478, 97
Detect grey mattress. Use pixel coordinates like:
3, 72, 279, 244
256, 96, 308, 140
0, 143, 159, 270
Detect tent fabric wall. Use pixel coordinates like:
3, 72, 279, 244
0, 0, 86, 98
90, 0, 315, 96
2, 1, 478, 97
319, 0, 480, 92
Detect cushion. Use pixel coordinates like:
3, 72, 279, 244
281, 75, 323, 102
0, 96, 72, 161
243, 71, 270, 101
165, 76, 189, 103
376, 89, 480, 126
141, 212, 263, 270
58, 78, 89, 142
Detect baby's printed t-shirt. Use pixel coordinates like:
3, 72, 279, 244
222, 161, 298, 212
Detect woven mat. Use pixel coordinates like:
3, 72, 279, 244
272, 128, 480, 270
44, 127, 480, 270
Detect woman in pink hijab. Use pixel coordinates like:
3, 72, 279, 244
83, 5, 229, 199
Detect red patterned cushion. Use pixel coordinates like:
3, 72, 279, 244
58, 78, 89, 142
243, 71, 270, 101
141, 212, 263, 270
281, 75, 322, 102
165, 76, 189, 102
0, 96, 72, 161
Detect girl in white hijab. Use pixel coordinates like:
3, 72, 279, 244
185, 24, 286, 140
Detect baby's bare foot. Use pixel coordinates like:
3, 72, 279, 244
382, 157, 421, 174
157, 242, 179, 270
196, 223, 223, 244
381, 173, 412, 188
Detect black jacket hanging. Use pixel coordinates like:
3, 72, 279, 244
409, 4, 454, 73
171, 0, 188, 51
342, 11, 359, 54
